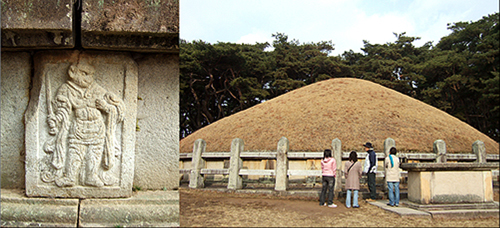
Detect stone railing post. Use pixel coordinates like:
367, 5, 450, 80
383, 138, 396, 191
331, 138, 342, 196
275, 137, 289, 191
189, 139, 206, 188
473, 140, 486, 163
434, 139, 447, 163
228, 138, 244, 190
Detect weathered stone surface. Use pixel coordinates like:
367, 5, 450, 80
401, 162, 499, 172
1, 52, 30, 189
405, 170, 494, 204
25, 50, 137, 198
81, 0, 179, 52
79, 190, 179, 227
384, 138, 396, 157
189, 139, 206, 188
331, 138, 342, 193
0, 189, 79, 227
473, 140, 487, 163
275, 137, 289, 191
228, 138, 244, 190
433, 139, 447, 163
134, 53, 179, 190
1, 0, 74, 49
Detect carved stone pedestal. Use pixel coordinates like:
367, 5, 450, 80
0, 189, 179, 227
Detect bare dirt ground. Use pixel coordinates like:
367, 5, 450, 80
180, 188, 500, 227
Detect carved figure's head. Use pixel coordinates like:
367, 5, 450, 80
68, 60, 95, 88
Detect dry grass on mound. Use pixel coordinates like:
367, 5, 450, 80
180, 78, 499, 154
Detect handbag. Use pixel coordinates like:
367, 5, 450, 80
347, 161, 356, 173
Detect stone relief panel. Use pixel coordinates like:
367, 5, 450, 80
25, 51, 137, 198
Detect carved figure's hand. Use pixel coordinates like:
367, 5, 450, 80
95, 98, 108, 112
47, 115, 58, 135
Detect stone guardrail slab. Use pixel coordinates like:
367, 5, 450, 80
81, 0, 179, 52
401, 162, 500, 171
288, 170, 322, 176
239, 169, 275, 176
0, 189, 79, 227
1, 0, 74, 49
180, 152, 499, 161
79, 190, 179, 227
201, 169, 229, 175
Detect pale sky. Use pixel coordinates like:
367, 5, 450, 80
180, 0, 499, 55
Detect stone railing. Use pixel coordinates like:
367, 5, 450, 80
180, 138, 499, 192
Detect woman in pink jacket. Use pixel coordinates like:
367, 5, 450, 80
320, 149, 337, 208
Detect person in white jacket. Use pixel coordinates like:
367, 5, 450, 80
385, 147, 400, 206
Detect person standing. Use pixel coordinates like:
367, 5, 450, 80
363, 142, 377, 201
344, 151, 362, 208
385, 147, 400, 207
320, 149, 337, 208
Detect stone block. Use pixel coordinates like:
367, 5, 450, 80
332, 138, 342, 193
79, 190, 179, 227
189, 139, 206, 188
1, 52, 31, 189
227, 138, 243, 190
81, 0, 179, 52
25, 50, 137, 198
433, 139, 447, 163
134, 53, 179, 190
1, 0, 74, 49
406, 170, 493, 204
473, 140, 486, 163
275, 137, 289, 191
0, 189, 79, 227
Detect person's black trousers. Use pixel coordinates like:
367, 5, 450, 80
367, 172, 377, 199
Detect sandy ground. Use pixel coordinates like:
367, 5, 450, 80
180, 188, 500, 227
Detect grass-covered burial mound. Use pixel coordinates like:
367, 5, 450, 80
180, 78, 499, 154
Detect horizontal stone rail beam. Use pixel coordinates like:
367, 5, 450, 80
184, 138, 499, 193
182, 169, 497, 182
288, 170, 321, 176
180, 152, 499, 161
181, 169, 392, 177
288, 152, 323, 159
241, 152, 277, 159
239, 169, 275, 176
200, 152, 231, 159
200, 169, 229, 175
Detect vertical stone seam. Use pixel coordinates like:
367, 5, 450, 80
73, 0, 82, 49
77, 199, 81, 227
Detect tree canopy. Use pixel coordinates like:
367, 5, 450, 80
180, 13, 499, 142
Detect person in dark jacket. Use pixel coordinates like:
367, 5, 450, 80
362, 142, 377, 201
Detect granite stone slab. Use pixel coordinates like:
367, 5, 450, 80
0, 189, 79, 227
81, 0, 179, 52
134, 53, 179, 190
1, 0, 74, 49
1, 52, 31, 189
79, 190, 179, 227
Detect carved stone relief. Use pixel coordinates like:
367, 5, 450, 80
25, 51, 137, 198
